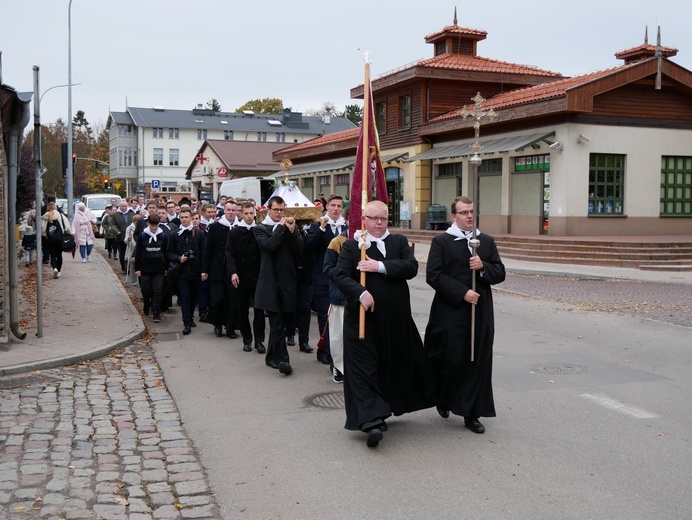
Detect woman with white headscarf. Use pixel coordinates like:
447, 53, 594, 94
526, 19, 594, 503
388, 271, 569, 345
72, 202, 96, 262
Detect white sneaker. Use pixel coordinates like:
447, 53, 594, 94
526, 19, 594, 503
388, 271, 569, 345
82, 258, 87, 263
87, 255, 91, 262
57, 271, 61, 278
53, 268, 58, 279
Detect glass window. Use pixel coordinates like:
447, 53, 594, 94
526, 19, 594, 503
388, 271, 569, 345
438, 163, 462, 177
478, 158, 502, 175
153, 148, 163, 166
588, 153, 625, 215
169, 128, 179, 139
336, 174, 349, 185
377, 102, 386, 134
302, 177, 314, 188
197, 129, 207, 140
319, 176, 331, 187
660, 156, 692, 215
169, 149, 179, 166
399, 96, 411, 130
224, 130, 233, 140
153, 127, 163, 138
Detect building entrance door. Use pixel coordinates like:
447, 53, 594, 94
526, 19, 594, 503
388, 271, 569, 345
385, 167, 402, 227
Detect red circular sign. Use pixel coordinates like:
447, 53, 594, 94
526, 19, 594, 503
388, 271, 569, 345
217, 168, 228, 178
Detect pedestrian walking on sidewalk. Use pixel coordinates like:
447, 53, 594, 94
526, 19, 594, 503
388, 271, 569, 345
41, 202, 71, 279
21, 226, 37, 266
125, 214, 141, 286
72, 202, 96, 263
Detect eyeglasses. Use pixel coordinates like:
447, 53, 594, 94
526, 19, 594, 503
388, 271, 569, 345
364, 215, 388, 223
270, 207, 285, 213
455, 210, 474, 216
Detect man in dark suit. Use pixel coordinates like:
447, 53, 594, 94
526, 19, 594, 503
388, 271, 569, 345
306, 194, 347, 364
253, 196, 304, 375
112, 199, 135, 273
226, 202, 265, 353
201, 201, 236, 339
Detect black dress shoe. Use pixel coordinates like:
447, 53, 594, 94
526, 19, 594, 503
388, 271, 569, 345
190, 321, 196, 327
286, 335, 295, 346
464, 416, 485, 434
214, 326, 223, 337
278, 362, 293, 375
266, 360, 280, 369
143, 304, 150, 316
226, 330, 238, 339
182, 326, 192, 335
255, 342, 266, 354
366, 427, 383, 447
299, 342, 314, 353
437, 406, 450, 419
243, 342, 252, 352
316, 350, 332, 365
199, 312, 208, 323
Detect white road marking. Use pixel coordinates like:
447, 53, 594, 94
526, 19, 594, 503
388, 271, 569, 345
580, 393, 658, 419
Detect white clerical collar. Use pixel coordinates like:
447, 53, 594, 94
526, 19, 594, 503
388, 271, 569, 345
261, 214, 280, 230
178, 224, 193, 235
354, 230, 390, 257
446, 223, 481, 253
237, 220, 256, 230
143, 227, 163, 243
218, 216, 233, 228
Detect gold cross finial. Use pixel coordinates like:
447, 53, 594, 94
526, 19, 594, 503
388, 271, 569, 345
460, 92, 496, 153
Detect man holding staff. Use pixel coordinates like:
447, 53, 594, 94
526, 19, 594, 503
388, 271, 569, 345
424, 196, 505, 434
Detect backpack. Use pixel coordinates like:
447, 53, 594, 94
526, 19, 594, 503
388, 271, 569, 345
46, 216, 63, 244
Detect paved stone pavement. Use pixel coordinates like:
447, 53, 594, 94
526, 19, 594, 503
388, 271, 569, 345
0, 343, 220, 519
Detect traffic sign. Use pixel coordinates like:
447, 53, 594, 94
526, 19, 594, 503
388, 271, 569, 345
102, 168, 109, 174
151, 179, 161, 189
218, 168, 228, 178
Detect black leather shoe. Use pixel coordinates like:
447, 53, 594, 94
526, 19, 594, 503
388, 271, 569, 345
278, 362, 293, 375
286, 335, 295, 346
199, 312, 208, 323
255, 342, 266, 354
190, 321, 197, 328
464, 416, 485, 434
152, 312, 161, 323
213, 326, 223, 337
226, 330, 238, 339
366, 427, 383, 447
143, 304, 150, 316
243, 342, 252, 352
266, 360, 280, 369
299, 342, 314, 353
182, 326, 192, 335
316, 350, 332, 365
437, 406, 450, 419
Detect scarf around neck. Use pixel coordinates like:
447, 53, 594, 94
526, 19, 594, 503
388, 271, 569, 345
178, 224, 193, 236
237, 220, 256, 230
261, 214, 281, 231
143, 227, 163, 243
354, 230, 390, 257
217, 215, 233, 228
446, 222, 481, 253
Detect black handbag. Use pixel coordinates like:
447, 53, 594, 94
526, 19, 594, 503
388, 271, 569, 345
61, 232, 75, 252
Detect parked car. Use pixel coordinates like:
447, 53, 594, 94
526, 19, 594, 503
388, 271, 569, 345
55, 198, 68, 214
81, 194, 121, 235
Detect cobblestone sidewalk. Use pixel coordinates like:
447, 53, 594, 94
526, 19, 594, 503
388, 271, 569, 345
0, 343, 221, 519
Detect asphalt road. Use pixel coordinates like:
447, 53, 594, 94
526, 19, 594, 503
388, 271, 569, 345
154, 272, 692, 519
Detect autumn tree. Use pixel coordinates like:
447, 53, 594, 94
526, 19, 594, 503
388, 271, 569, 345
206, 98, 222, 111
16, 139, 36, 220
304, 101, 340, 118
236, 98, 283, 115
342, 104, 363, 126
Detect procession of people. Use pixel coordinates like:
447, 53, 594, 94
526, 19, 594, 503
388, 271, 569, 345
38, 188, 503, 449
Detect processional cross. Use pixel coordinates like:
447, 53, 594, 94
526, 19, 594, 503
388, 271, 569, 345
460, 93, 496, 362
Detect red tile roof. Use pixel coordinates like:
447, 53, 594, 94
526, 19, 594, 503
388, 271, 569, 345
428, 62, 640, 123
275, 128, 360, 154
424, 25, 487, 43
614, 43, 678, 60
415, 53, 562, 77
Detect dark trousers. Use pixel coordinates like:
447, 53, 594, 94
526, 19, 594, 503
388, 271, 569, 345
198, 279, 208, 315
237, 288, 265, 344
177, 278, 200, 327
208, 279, 235, 329
288, 280, 313, 344
140, 272, 165, 312
313, 284, 330, 354
117, 241, 127, 271
48, 242, 63, 272
266, 311, 290, 365
42, 236, 50, 263
105, 237, 116, 256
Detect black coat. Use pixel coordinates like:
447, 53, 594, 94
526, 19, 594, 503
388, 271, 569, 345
253, 223, 304, 313
167, 228, 206, 281
225, 226, 261, 292
112, 210, 134, 243
334, 233, 436, 430
202, 222, 232, 281
424, 231, 505, 418
305, 221, 346, 286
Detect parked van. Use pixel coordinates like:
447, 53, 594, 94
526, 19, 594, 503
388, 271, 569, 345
81, 193, 121, 233
218, 177, 275, 206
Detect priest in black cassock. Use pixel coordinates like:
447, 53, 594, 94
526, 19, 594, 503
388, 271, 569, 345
424, 196, 505, 434
334, 201, 435, 448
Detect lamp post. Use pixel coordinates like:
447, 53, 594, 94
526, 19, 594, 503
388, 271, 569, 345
66, 0, 74, 218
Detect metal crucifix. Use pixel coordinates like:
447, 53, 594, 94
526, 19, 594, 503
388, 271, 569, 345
461, 93, 496, 362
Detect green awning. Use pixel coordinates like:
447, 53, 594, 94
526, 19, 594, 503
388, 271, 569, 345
405, 132, 555, 161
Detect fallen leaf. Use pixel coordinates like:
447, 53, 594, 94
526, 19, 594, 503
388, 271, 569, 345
548, 380, 555, 384
176, 503, 183, 510
13, 506, 25, 511
117, 497, 129, 505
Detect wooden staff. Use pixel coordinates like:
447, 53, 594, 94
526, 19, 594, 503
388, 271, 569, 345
359, 61, 371, 339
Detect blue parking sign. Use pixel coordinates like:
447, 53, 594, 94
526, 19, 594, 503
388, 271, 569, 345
151, 179, 161, 189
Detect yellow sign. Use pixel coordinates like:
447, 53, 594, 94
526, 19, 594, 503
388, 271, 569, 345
114, 182, 122, 189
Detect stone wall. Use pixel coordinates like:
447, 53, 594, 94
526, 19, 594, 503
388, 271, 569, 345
0, 110, 7, 345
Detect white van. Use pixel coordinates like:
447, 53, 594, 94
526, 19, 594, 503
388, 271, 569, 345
218, 177, 275, 205
81, 193, 121, 232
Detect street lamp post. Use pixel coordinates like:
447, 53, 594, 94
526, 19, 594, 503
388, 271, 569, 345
66, 0, 74, 218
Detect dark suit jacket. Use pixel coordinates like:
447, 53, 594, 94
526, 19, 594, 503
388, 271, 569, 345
305, 221, 346, 286
112, 210, 134, 243
225, 226, 261, 292
253, 223, 304, 313
202, 222, 232, 281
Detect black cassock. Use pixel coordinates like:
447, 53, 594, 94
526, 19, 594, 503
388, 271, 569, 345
334, 234, 436, 431
424, 232, 505, 418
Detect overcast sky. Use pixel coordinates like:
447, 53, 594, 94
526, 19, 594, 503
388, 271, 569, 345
2, 0, 690, 129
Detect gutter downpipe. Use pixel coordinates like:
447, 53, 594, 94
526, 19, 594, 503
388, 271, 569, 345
8, 91, 32, 340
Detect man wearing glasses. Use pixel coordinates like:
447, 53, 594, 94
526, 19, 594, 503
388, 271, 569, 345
424, 196, 505, 434
253, 196, 305, 375
334, 200, 435, 447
